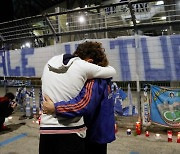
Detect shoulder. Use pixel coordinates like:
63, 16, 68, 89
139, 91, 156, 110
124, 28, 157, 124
74, 59, 101, 69
73, 59, 91, 68
0, 97, 9, 102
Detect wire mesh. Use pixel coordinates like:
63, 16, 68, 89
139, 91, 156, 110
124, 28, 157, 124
0, 0, 179, 45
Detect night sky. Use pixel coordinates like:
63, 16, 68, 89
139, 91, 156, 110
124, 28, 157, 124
0, 0, 14, 22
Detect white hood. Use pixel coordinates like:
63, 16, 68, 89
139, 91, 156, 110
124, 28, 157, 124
48, 54, 80, 73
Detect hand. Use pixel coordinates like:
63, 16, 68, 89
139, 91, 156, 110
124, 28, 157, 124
42, 95, 55, 114
10, 101, 17, 109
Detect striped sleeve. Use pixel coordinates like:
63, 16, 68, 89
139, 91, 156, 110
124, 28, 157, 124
54, 79, 95, 117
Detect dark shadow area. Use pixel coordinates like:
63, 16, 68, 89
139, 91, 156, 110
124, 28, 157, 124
0, 122, 26, 135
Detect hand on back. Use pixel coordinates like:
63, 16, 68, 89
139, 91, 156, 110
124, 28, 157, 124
42, 95, 55, 114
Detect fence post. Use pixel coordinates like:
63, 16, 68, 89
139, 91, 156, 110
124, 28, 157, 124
134, 32, 141, 122
2, 49, 8, 94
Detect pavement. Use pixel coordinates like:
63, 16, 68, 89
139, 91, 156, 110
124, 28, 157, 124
0, 112, 180, 154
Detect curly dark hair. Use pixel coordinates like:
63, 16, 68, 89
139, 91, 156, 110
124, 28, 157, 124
73, 41, 109, 67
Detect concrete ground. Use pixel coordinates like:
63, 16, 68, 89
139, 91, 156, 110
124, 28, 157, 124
0, 112, 180, 154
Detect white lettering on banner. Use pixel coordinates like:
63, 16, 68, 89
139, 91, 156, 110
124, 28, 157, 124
104, 1, 163, 20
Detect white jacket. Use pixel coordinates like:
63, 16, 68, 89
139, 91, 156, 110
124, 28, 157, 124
40, 54, 116, 137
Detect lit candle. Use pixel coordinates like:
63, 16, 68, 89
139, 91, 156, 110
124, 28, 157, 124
135, 122, 141, 135
145, 131, 149, 137
177, 132, 180, 143
167, 130, 173, 142
127, 129, 131, 135
155, 133, 161, 140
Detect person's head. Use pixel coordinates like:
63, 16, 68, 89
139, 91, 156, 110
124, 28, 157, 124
5, 92, 15, 101
73, 41, 109, 67
169, 92, 174, 98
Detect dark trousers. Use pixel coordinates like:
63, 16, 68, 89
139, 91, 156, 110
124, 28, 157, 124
39, 133, 85, 154
85, 139, 107, 154
0, 117, 5, 128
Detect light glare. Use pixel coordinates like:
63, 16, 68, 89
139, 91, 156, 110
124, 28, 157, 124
25, 42, 31, 48
156, 1, 164, 5
78, 16, 85, 23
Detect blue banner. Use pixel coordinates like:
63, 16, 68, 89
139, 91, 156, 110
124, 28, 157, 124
0, 35, 180, 81
150, 85, 180, 127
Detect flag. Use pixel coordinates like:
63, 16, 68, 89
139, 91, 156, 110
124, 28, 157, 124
150, 85, 180, 128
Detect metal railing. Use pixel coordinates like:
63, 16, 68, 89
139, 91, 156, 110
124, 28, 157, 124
0, 0, 179, 47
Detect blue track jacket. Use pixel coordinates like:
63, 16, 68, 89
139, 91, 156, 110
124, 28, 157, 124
54, 79, 116, 144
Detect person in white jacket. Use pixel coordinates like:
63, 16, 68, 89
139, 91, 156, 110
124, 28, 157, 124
40, 41, 116, 154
